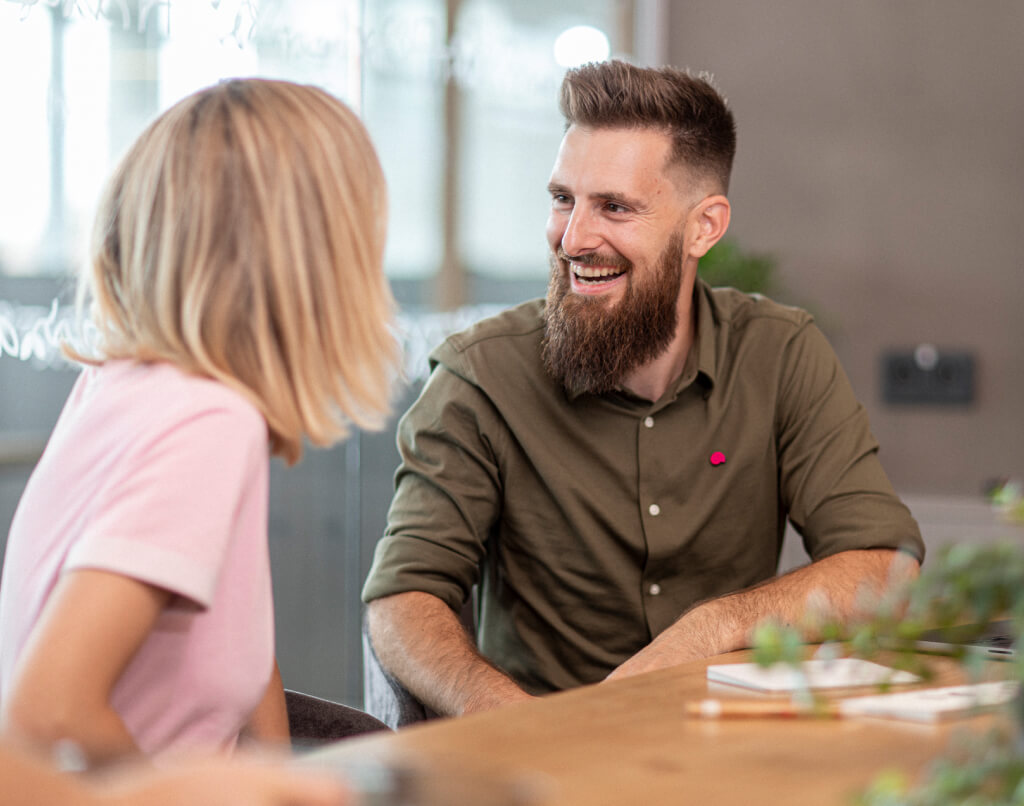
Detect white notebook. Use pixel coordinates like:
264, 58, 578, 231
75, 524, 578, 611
838, 680, 1020, 722
707, 659, 920, 692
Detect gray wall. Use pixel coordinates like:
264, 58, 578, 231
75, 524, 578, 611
267, 392, 414, 707
665, 1, 1024, 496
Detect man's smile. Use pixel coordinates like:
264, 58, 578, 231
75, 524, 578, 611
571, 262, 627, 281
568, 262, 629, 295
559, 248, 632, 295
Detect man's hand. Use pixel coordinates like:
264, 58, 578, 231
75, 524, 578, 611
605, 600, 730, 681
605, 548, 919, 682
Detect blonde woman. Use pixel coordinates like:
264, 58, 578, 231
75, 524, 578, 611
0, 79, 398, 764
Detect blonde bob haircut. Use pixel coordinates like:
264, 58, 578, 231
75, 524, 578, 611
73, 78, 398, 465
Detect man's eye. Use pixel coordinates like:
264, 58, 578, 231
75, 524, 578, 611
552, 194, 572, 206
605, 202, 627, 214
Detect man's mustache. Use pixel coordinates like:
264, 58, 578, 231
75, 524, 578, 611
555, 247, 632, 272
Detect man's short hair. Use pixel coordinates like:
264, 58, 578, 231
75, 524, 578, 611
559, 60, 736, 194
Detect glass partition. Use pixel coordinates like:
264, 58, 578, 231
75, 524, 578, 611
0, 0, 360, 280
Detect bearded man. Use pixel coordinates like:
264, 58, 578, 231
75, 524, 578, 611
362, 60, 924, 716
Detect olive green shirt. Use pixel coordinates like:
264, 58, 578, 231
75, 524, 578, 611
363, 282, 924, 694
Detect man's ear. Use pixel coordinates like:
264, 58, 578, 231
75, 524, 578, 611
688, 195, 731, 259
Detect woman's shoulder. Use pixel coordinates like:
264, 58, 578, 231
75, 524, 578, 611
87, 360, 265, 438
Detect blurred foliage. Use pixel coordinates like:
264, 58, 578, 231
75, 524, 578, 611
987, 479, 1024, 526
753, 542, 1024, 805
855, 729, 1024, 806
698, 238, 776, 295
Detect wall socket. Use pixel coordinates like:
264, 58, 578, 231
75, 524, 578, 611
881, 346, 975, 406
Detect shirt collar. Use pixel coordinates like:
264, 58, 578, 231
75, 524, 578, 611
677, 276, 718, 395
633, 277, 719, 405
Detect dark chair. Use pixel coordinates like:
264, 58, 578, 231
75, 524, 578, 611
285, 688, 390, 749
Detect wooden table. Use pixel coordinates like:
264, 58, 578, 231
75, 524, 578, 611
309, 651, 1009, 805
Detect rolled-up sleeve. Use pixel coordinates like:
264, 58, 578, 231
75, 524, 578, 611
362, 361, 505, 612
776, 321, 925, 564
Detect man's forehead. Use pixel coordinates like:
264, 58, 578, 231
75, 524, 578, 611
557, 124, 672, 157
549, 125, 690, 198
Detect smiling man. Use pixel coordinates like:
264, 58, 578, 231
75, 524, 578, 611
362, 61, 924, 716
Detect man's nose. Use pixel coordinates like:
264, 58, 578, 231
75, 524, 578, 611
560, 207, 601, 256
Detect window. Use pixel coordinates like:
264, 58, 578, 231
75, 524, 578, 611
0, 0, 361, 274
1, 0, 629, 304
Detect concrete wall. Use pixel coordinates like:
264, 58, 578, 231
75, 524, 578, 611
665, 1, 1024, 495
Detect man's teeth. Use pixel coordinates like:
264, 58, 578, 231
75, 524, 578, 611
571, 263, 625, 279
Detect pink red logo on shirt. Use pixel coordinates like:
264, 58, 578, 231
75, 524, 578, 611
709, 451, 726, 466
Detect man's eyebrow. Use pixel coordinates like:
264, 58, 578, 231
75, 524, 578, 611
547, 183, 644, 209
593, 190, 644, 208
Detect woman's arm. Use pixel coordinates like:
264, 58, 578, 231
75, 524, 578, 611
0, 741, 349, 806
239, 660, 290, 748
1, 569, 170, 765
0, 742, 95, 806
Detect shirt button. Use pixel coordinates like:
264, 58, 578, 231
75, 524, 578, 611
648, 503, 661, 516
649, 583, 662, 596
643, 416, 654, 428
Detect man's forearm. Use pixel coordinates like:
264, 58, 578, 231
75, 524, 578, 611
366, 592, 535, 717
607, 548, 919, 681
690, 547, 920, 648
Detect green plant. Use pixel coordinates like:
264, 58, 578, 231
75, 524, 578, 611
987, 480, 1024, 527
753, 542, 1024, 805
698, 238, 776, 295
854, 730, 1024, 806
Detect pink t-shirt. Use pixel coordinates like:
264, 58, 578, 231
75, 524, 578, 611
0, 360, 273, 757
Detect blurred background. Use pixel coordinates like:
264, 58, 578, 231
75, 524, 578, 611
1, 0, 1022, 708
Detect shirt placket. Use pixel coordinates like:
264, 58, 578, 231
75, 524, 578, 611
636, 406, 678, 637
635, 369, 703, 638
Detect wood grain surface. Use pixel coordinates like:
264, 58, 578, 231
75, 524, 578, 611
310, 650, 1010, 806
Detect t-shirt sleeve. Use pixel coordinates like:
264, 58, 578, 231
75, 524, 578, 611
361, 362, 503, 612
64, 403, 266, 608
776, 321, 925, 563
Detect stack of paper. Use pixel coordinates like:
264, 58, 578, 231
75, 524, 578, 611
707, 659, 920, 692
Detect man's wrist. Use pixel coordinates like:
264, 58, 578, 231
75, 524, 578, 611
459, 680, 533, 716
673, 595, 750, 657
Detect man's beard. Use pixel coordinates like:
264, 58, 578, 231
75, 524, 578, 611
541, 234, 684, 397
